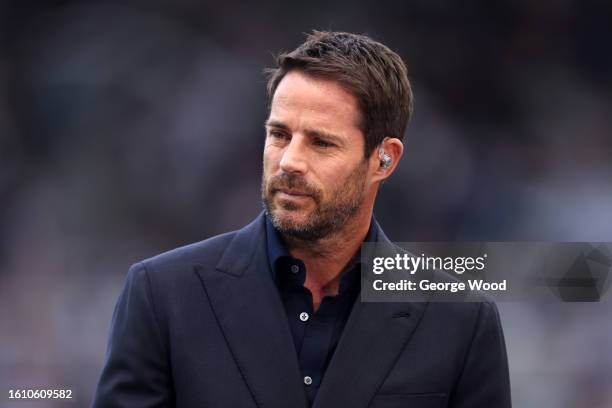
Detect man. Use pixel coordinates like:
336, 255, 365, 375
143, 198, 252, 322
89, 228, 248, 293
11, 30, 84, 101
93, 31, 511, 407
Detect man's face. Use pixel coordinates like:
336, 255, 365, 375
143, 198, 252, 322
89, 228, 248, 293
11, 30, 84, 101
262, 70, 372, 241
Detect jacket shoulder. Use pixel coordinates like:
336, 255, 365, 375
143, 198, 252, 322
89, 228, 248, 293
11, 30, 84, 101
138, 230, 237, 276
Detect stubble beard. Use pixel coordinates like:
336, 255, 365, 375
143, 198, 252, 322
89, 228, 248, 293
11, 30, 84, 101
261, 161, 368, 242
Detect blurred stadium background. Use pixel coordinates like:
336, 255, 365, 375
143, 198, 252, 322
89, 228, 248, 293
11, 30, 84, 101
1, 1, 611, 407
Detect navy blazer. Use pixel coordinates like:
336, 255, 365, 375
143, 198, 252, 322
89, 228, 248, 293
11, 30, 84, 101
93, 212, 511, 408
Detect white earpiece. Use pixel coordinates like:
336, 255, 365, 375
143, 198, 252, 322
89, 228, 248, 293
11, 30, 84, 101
379, 147, 392, 168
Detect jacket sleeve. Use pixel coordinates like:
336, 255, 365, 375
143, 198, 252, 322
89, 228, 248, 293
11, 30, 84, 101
92, 262, 173, 407
449, 301, 512, 408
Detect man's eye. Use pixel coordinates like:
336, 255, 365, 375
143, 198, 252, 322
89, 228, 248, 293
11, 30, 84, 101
314, 139, 334, 148
269, 131, 289, 140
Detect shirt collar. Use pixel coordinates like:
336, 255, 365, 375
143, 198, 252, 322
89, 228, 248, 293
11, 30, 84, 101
265, 213, 379, 283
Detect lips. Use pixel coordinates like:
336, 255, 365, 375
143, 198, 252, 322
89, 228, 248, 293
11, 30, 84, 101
276, 188, 310, 197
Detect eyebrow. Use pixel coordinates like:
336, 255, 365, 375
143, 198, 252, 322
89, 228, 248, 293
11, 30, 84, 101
265, 119, 344, 144
265, 119, 291, 132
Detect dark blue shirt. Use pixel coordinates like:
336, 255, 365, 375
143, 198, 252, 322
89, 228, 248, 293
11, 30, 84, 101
265, 215, 378, 406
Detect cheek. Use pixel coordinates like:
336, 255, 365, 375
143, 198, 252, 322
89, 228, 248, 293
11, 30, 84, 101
321, 161, 367, 196
318, 167, 346, 194
263, 146, 280, 171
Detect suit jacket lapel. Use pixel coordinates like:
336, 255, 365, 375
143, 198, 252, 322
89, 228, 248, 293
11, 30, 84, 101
196, 213, 308, 408
312, 224, 429, 408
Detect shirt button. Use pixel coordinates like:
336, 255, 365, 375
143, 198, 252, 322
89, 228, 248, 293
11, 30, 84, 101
290, 264, 300, 274
299, 312, 309, 322
304, 376, 313, 385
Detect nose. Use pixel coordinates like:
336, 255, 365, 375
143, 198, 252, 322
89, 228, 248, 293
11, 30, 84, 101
279, 135, 308, 174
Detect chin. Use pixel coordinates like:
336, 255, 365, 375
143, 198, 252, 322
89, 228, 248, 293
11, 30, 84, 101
274, 207, 309, 224
270, 205, 312, 228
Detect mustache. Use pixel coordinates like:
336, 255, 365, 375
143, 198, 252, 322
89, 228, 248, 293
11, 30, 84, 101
267, 173, 320, 198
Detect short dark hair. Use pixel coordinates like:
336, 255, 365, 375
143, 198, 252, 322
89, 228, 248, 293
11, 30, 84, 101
266, 30, 413, 157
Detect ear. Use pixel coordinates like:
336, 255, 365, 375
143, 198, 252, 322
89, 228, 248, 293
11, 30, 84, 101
369, 137, 404, 184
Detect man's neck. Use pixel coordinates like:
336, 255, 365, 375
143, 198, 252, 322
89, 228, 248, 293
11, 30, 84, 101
283, 206, 373, 310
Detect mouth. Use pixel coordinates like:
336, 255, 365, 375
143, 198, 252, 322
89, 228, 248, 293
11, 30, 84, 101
276, 188, 310, 197
273, 188, 313, 205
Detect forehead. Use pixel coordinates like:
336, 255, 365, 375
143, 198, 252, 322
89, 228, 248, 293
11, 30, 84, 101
269, 71, 362, 135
